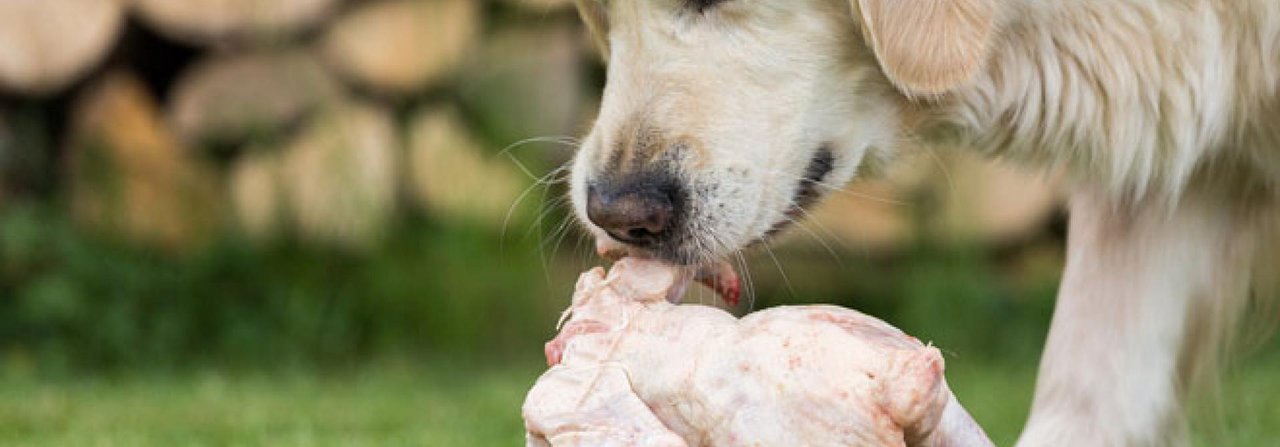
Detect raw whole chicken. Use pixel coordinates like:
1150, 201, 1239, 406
523, 258, 993, 447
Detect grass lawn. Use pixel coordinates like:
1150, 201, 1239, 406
1, 356, 1276, 446
946, 355, 1280, 446
0, 362, 542, 446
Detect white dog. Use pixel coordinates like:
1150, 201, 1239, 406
567, 1, 1279, 445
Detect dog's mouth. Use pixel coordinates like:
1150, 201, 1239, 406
593, 146, 836, 307
763, 145, 836, 239
594, 239, 743, 306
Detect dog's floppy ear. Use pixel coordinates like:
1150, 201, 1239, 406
575, 0, 610, 60
855, 0, 997, 97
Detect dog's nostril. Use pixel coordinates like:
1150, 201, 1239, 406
586, 184, 676, 247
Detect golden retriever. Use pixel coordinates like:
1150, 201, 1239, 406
568, 1, 1280, 445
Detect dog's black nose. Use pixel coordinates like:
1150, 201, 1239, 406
586, 183, 676, 247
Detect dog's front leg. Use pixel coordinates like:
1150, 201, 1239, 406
1017, 189, 1255, 447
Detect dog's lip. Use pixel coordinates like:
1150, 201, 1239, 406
591, 145, 834, 307
595, 237, 631, 261
594, 238, 742, 306
793, 145, 836, 209
757, 145, 836, 240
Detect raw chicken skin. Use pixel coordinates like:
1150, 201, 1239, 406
523, 258, 993, 447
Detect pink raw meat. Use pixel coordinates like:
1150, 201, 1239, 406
523, 258, 993, 447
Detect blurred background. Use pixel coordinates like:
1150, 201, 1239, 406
0, 0, 1275, 445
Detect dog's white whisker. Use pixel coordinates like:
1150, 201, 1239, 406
498, 135, 581, 159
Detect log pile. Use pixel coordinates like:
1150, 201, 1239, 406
0, 0, 568, 253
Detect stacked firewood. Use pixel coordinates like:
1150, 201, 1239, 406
0, 0, 1059, 256
0, 0, 586, 253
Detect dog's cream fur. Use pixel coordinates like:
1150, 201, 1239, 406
570, 1, 1279, 445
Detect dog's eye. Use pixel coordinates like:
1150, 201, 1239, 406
688, 0, 728, 13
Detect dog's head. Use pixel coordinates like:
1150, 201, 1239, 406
570, 0, 1000, 265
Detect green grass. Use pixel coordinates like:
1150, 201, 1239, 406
945, 353, 1280, 446
0, 362, 543, 446
1, 356, 1276, 446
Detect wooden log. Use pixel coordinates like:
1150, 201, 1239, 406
320, 0, 480, 95
790, 151, 1061, 254
229, 150, 284, 240
66, 71, 223, 253
132, 0, 339, 45
502, 0, 574, 13
279, 101, 398, 249
168, 50, 341, 148
927, 152, 1063, 245
406, 107, 527, 228
457, 22, 587, 158
0, 0, 124, 95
